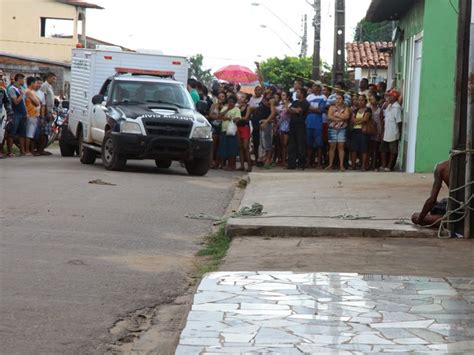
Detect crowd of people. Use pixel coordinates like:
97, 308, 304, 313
1, 70, 403, 173
0, 71, 57, 158
191, 76, 402, 172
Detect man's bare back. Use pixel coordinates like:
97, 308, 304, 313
412, 160, 450, 227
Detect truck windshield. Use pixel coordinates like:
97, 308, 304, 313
110, 80, 195, 109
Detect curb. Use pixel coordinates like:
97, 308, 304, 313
226, 221, 439, 239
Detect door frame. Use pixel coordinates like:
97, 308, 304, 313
406, 33, 423, 173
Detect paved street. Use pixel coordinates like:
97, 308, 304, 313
0, 153, 240, 354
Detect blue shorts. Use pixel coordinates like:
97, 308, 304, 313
328, 127, 347, 143
9, 113, 27, 138
306, 128, 323, 148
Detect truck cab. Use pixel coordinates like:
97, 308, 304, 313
67, 68, 212, 175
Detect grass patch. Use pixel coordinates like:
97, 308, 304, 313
195, 224, 231, 276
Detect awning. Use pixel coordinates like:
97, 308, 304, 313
365, 0, 419, 22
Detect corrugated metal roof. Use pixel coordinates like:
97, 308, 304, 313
346, 42, 393, 69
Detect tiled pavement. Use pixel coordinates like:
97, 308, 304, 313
176, 272, 474, 354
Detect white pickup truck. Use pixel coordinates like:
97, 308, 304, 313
63, 48, 212, 175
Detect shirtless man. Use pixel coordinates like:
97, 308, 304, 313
412, 160, 450, 227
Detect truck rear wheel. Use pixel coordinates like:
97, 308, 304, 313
59, 126, 76, 157
102, 131, 127, 171
155, 159, 172, 169
185, 158, 210, 176
60, 141, 76, 157
79, 130, 96, 164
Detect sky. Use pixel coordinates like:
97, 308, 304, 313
86, 0, 372, 73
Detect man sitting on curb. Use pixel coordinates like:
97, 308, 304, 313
412, 160, 450, 227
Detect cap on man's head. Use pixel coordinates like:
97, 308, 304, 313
388, 90, 400, 99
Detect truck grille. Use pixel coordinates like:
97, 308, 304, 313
142, 118, 192, 138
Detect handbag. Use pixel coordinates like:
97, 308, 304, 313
226, 120, 237, 136
361, 108, 377, 136
362, 118, 377, 136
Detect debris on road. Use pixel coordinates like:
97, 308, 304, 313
88, 179, 116, 186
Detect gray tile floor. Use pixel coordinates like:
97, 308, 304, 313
176, 272, 474, 354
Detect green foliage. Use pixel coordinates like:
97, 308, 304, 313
354, 20, 394, 42
195, 224, 230, 275
188, 54, 214, 87
259, 56, 333, 88
259, 56, 312, 88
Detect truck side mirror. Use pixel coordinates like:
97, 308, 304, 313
92, 94, 104, 105
196, 100, 208, 115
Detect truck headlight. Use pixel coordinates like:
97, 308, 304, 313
191, 126, 212, 139
120, 121, 142, 134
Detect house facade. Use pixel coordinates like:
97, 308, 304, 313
0, 0, 102, 63
366, 0, 459, 173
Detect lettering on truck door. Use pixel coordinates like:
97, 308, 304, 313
91, 79, 111, 144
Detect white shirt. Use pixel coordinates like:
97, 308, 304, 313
248, 96, 263, 109
40, 81, 54, 113
383, 102, 402, 142
35, 90, 46, 105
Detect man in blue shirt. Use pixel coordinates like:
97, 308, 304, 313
326, 81, 352, 107
7, 73, 27, 156
306, 83, 326, 168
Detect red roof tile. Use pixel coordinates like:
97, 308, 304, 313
346, 41, 393, 69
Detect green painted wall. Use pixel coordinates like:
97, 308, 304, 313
394, 2, 424, 82
395, 0, 425, 172
399, 0, 424, 38
415, 0, 458, 172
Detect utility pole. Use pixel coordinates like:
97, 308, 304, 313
448, 0, 473, 238
310, 0, 321, 80
299, 14, 308, 59
333, 0, 345, 84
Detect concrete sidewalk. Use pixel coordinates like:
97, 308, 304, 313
227, 172, 442, 238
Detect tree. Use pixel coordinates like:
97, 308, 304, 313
258, 56, 332, 88
258, 56, 312, 88
188, 54, 213, 87
354, 20, 394, 42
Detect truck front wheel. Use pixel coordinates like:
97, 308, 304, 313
102, 132, 127, 171
79, 130, 96, 164
185, 158, 210, 176
155, 159, 172, 169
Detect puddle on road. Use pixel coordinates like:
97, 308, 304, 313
101, 254, 193, 273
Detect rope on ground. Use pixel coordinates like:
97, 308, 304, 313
185, 203, 265, 225
185, 203, 410, 225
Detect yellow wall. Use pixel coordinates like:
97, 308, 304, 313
0, 0, 79, 62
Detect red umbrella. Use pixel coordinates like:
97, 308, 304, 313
214, 65, 258, 84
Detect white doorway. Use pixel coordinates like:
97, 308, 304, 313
406, 37, 423, 172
